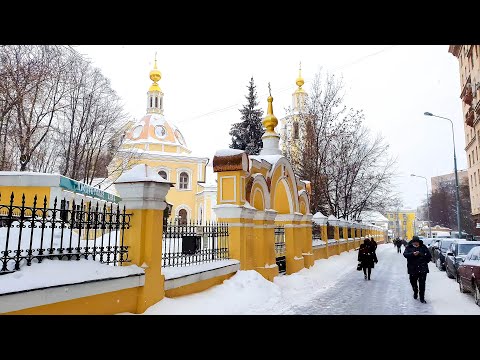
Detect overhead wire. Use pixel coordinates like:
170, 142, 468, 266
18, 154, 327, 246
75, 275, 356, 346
176, 45, 398, 125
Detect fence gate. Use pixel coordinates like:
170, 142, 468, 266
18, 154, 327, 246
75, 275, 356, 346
274, 226, 286, 273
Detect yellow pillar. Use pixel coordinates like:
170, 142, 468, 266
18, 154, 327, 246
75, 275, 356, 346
342, 223, 349, 252
114, 164, 172, 314
301, 213, 314, 268
252, 209, 279, 281
213, 204, 256, 270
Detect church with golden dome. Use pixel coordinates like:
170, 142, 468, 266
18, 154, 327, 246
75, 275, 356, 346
279, 63, 308, 167
106, 56, 216, 224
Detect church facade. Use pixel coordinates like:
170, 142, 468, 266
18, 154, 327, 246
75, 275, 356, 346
107, 58, 216, 224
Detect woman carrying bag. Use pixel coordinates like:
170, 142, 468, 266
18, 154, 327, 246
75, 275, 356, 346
357, 238, 378, 280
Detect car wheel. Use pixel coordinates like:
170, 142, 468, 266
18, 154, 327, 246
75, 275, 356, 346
459, 278, 469, 293
474, 283, 480, 306
436, 258, 443, 271
446, 266, 454, 279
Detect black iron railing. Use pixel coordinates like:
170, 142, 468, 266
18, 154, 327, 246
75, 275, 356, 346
274, 226, 286, 257
162, 220, 229, 267
312, 223, 322, 241
0, 192, 131, 275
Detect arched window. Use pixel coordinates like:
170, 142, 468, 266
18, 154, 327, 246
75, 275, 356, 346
160, 97, 163, 109
293, 122, 299, 140
155, 96, 158, 108
178, 209, 187, 225
179, 172, 189, 189
150, 97, 153, 108
158, 170, 167, 180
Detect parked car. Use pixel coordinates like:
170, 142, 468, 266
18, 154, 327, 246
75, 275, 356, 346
445, 240, 480, 280
457, 246, 480, 306
432, 238, 455, 270
429, 239, 441, 262
421, 238, 436, 247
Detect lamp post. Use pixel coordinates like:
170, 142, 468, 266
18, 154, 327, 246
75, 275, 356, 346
424, 112, 462, 238
411, 174, 432, 238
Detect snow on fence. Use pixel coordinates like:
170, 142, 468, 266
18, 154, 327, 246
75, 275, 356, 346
0, 193, 131, 275
162, 220, 229, 268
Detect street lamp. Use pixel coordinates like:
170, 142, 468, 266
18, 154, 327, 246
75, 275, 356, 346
424, 111, 462, 238
411, 174, 432, 238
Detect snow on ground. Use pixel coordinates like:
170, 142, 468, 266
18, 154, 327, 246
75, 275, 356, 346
0, 260, 144, 295
138, 244, 480, 315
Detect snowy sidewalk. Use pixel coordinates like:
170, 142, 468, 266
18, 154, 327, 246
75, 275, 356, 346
137, 244, 480, 315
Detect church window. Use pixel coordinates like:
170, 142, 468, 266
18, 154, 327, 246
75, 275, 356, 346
293, 122, 299, 140
158, 170, 167, 180
155, 96, 158, 108
150, 97, 153, 108
179, 172, 189, 189
160, 97, 163, 109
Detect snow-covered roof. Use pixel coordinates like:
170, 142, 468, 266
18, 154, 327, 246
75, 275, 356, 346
358, 210, 389, 223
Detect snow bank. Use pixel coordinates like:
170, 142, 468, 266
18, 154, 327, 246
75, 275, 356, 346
141, 270, 282, 315
0, 260, 144, 295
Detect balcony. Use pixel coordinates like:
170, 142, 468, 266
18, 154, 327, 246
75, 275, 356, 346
461, 77, 473, 106
466, 107, 475, 127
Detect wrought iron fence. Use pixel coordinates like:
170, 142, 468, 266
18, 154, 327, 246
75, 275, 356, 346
274, 225, 286, 273
0, 192, 131, 275
162, 219, 229, 267
312, 223, 322, 241
274, 226, 286, 257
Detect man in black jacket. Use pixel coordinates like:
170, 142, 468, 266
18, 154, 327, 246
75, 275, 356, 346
403, 236, 432, 303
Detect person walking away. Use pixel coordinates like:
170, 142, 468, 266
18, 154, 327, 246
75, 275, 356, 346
370, 237, 377, 251
396, 238, 402, 253
403, 236, 432, 303
358, 238, 378, 280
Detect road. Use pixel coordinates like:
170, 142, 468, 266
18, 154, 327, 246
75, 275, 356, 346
279, 243, 478, 315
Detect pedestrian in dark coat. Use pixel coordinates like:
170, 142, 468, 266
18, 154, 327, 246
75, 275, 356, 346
403, 235, 432, 303
358, 239, 378, 280
370, 237, 377, 251
396, 238, 402, 253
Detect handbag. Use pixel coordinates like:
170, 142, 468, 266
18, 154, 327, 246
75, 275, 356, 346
356, 262, 362, 271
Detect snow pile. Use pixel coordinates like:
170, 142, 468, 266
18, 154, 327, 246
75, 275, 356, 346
137, 249, 359, 315
115, 164, 170, 184
142, 270, 282, 315
214, 149, 244, 157
0, 259, 144, 295
163, 259, 240, 280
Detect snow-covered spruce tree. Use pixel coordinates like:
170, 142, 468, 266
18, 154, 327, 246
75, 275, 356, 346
229, 77, 264, 155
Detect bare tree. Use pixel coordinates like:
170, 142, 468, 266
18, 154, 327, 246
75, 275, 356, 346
284, 69, 399, 218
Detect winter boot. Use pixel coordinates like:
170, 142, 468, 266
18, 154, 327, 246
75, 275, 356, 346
413, 291, 418, 299
364, 274, 367, 280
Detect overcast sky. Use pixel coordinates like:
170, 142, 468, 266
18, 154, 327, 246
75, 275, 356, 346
78, 45, 465, 211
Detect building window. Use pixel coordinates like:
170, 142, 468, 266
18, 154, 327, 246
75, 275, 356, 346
293, 122, 299, 140
150, 97, 152, 108
158, 170, 167, 180
178, 209, 187, 225
155, 96, 158, 108
469, 154, 472, 167
160, 97, 163, 109
475, 172, 477, 186
179, 172, 189, 189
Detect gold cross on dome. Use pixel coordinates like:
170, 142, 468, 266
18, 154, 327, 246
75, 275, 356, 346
268, 82, 271, 97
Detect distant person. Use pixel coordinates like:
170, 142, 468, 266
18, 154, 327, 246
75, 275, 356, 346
396, 238, 402, 253
370, 237, 377, 251
358, 238, 378, 280
403, 236, 432, 303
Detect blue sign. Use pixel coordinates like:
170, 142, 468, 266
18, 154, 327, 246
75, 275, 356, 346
59, 176, 121, 203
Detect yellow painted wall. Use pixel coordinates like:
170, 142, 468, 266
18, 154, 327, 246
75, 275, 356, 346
165, 272, 235, 298
387, 211, 416, 239
5, 287, 140, 315
0, 186, 51, 206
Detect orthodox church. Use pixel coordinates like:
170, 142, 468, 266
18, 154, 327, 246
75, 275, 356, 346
279, 63, 308, 167
106, 57, 216, 224
102, 58, 307, 225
